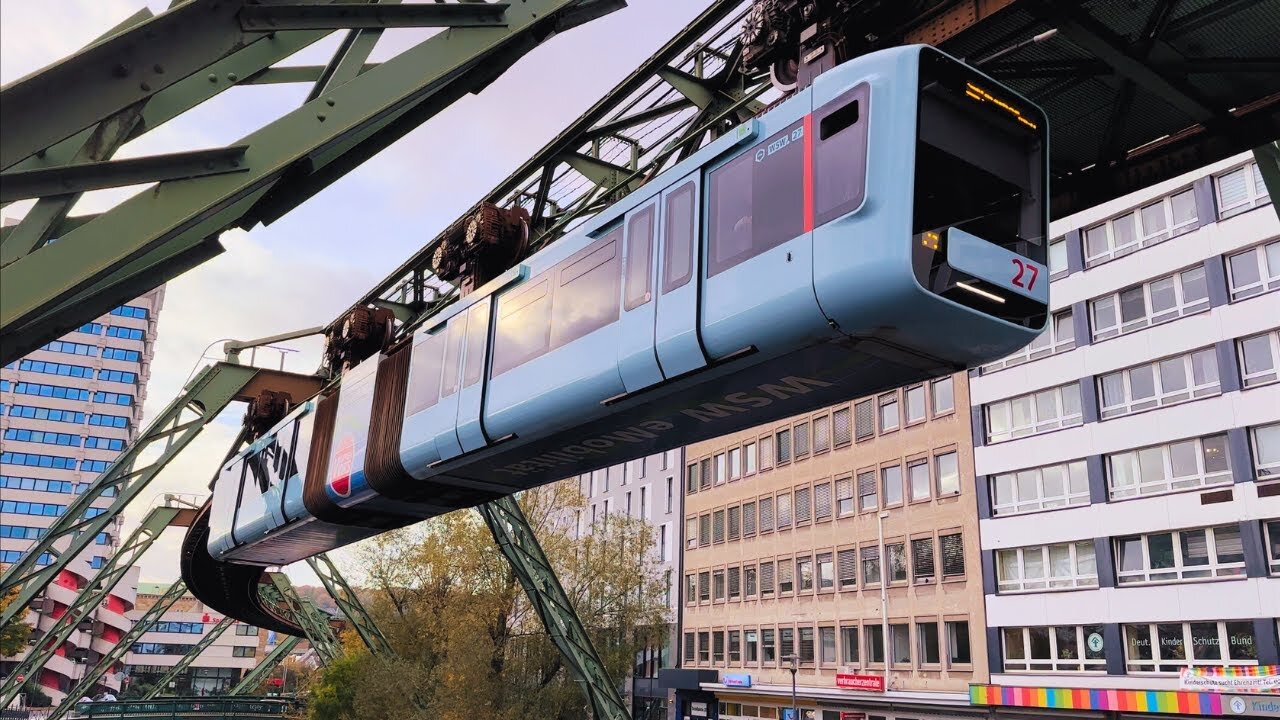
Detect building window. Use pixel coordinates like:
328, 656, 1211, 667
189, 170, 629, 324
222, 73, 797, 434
841, 625, 860, 664
798, 627, 816, 664
990, 459, 1090, 515
762, 629, 777, 663
857, 470, 877, 511
817, 552, 834, 591
886, 543, 907, 584
780, 628, 795, 662
911, 538, 935, 583
799, 556, 816, 593
778, 561, 794, 594
855, 399, 875, 440
685, 463, 698, 494
713, 631, 725, 664
940, 533, 965, 578
1227, 239, 1280, 300
759, 435, 774, 469
685, 518, 697, 550
882, 465, 903, 507
1083, 188, 1195, 266
865, 625, 884, 664
908, 460, 930, 502
1239, 329, 1280, 388
935, 451, 960, 496
742, 501, 757, 536
713, 509, 725, 543
947, 621, 971, 666
698, 571, 710, 602
714, 453, 727, 484
794, 421, 810, 458
794, 486, 812, 525
745, 442, 757, 473
1215, 161, 1271, 219
836, 477, 855, 515
985, 383, 1082, 443
879, 392, 899, 432
813, 482, 831, 521
1108, 432, 1231, 498
997, 542, 1098, 592
917, 622, 940, 665
760, 561, 775, 596
713, 570, 726, 601
728, 630, 742, 663
904, 385, 926, 424
728, 566, 741, 599
837, 549, 857, 590
776, 429, 791, 464
745, 629, 759, 663
1003, 626, 1107, 673
1256, 423, 1280, 480
728, 447, 742, 479
684, 633, 696, 663
833, 406, 852, 446
1115, 525, 1245, 585
813, 415, 830, 453
860, 547, 880, 587
759, 497, 774, 532
931, 376, 954, 415
728, 506, 741, 541
699, 459, 710, 491
776, 492, 793, 528
1124, 621, 1257, 673
697, 632, 710, 663
232, 646, 256, 658
1099, 347, 1220, 419
1048, 236, 1067, 277
685, 574, 696, 605
745, 565, 758, 596
698, 514, 711, 547
1264, 520, 1280, 576
983, 309, 1076, 373
1089, 266, 1209, 341
890, 624, 911, 666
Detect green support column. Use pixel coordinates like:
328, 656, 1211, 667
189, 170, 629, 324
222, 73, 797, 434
1255, 141, 1280, 222
0, 363, 262, 627
140, 616, 237, 700
46, 581, 189, 720
478, 496, 630, 720
261, 574, 342, 665
0, 506, 188, 707
228, 636, 302, 696
304, 554, 392, 657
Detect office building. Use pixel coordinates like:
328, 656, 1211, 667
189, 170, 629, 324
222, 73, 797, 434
1, 288, 166, 704
969, 152, 1278, 718
669, 374, 987, 720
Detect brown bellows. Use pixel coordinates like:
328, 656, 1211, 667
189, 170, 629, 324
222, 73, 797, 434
365, 344, 413, 497
302, 389, 344, 523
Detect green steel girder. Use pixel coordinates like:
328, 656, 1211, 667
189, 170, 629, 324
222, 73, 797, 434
141, 615, 237, 700
0, 146, 250, 204
47, 581, 190, 720
229, 636, 302, 696
261, 574, 341, 665
0, 0, 623, 366
478, 496, 629, 720
0, 505, 189, 707
1256, 141, 1280, 223
303, 0, 401, 103
238, 2, 510, 30
0, 363, 262, 627
304, 554, 392, 657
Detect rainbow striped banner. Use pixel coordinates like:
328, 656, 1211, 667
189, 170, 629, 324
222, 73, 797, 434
969, 684, 1224, 715
1182, 665, 1280, 694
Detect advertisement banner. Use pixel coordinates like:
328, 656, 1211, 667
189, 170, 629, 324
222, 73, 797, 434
722, 673, 752, 688
1179, 666, 1280, 695
835, 673, 885, 692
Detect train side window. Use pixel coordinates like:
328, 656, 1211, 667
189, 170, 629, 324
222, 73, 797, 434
462, 301, 491, 388
662, 182, 696, 293
492, 278, 551, 376
551, 231, 621, 349
406, 332, 446, 414
708, 119, 804, 277
814, 84, 870, 226
624, 205, 656, 311
440, 315, 467, 398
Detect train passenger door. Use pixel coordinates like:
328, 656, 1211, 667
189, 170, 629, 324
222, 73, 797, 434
653, 173, 707, 378
431, 314, 467, 461
617, 199, 663, 393
453, 299, 492, 453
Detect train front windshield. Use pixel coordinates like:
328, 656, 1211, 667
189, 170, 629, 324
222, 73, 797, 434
911, 47, 1049, 329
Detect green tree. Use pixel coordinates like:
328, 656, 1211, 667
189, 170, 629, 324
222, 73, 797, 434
306, 482, 668, 720
0, 588, 33, 656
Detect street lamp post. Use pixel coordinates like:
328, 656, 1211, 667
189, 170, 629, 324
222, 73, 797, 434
782, 653, 798, 720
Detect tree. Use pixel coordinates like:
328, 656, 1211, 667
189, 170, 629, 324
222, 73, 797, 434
306, 482, 669, 720
0, 588, 33, 656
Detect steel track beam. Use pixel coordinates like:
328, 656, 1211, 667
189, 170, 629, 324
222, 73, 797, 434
0, 505, 192, 706
239, 2, 509, 30
305, 554, 392, 656
229, 636, 302, 695
0, 363, 269, 627
141, 616, 237, 699
46, 581, 189, 720
478, 496, 629, 720
0, 0, 620, 364
0, 146, 249, 204
261, 574, 342, 665
305, 0, 402, 103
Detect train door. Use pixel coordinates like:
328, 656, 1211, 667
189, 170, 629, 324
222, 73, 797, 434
616, 198, 663, 392
653, 173, 707, 378
430, 314, 467, 461
454, 299, 492, 453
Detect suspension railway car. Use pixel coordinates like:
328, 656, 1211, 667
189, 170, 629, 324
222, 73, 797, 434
205, 44, 1049, 569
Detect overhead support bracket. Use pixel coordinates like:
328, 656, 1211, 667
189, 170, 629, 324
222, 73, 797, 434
0, 146, 249, 204
561, 152, 641, 195
261, 574, 342, 664
306, 554, 393, 656
229, 636, 302, 695
239, 2, 509, 30
244, 64, 380, 85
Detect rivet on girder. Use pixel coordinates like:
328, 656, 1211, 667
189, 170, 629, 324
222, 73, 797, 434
140, 82, 151, 92
153, 64, 165, 74
227, 72, 239, 82
326, 98, 336, 107
316, 114, 327, 122
208, 74, 218, 83
113, 64, 130, 78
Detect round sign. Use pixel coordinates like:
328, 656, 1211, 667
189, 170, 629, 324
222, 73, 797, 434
1087, 633, 1104, 653
1229, 697, 1247, 714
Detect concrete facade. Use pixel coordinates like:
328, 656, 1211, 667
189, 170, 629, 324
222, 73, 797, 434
676, 374, 988, 720
1, 288, 166, 704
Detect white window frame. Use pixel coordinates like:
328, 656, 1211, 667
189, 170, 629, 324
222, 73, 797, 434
1002, 625, 1107, 673
990, 460, 1090, 516
1253, 422, 1280, 480
996, 541, 1098, 593
1083, 188, 1197, 267
1264, 519, 1280, 576
905, 384, 926, 424
1226, 239, 1280, 300
1089, 266, 1210, 341
982, 309, 1076, 373
1238, 329, 1280, 388
1114, 525, 1246, 585
1098, 348, 1220, 419
1048, 236, 1068, 277
878, 392, 899, 432
1107, 434, 1232, 499
931, 376, 954, 415
1215, 161, 1271, 219
985, 383, 1082, 443
1123, 621, 1259, 674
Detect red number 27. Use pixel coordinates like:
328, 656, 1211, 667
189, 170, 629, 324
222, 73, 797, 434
1011, 258, 1039, 290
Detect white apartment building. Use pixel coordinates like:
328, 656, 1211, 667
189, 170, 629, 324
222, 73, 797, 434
968, 152, 1278, 707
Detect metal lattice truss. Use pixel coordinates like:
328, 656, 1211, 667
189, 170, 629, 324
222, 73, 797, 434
0, 0, 627, 365
140, 615, 237, 700
305, 553, 392, 657
0, 504, 193, 707
261, 573, 342, 666
229, 635, 302, 696
46, 580, 190, 720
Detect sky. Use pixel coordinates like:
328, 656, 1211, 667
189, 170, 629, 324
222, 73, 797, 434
0, 0, 712, 586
